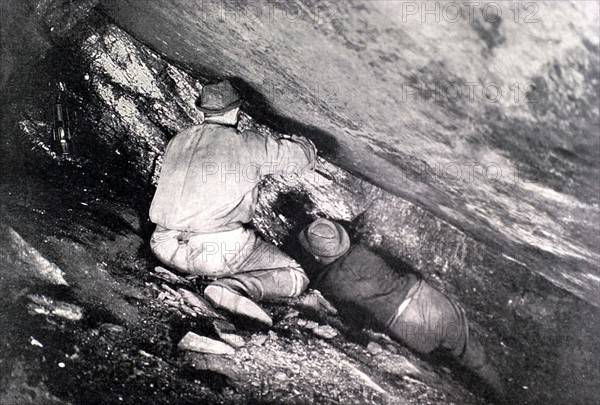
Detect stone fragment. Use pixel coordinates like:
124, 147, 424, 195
283, 309, 300, 320
30, 337, 43, 347
99, 323, 124, 334
213, 319, 245, 348
163, 298, 180, 307
27, 294, 83, 321
177, 331, 235, 355
364, 329, 394, 344
178, 288, 204, 307
252, 334, 268, 346
179, 304, 197, 317
7, 226, 69, 286
153, 266, 189, 284
176, 287, 226, 319
305, 321, 319, 329
161, 283, 181, 299
186, 353, 241, 381
367, 341, 383, 355
178, 288, 226, 319
218, 333, 245, 349
385, 344, 398, 354
274, 371, 287, 381
194, 307, 227, 321
312, 325, 338, 339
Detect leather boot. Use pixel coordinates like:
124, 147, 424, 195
204, 281, 273, 326
226, 267, 309, 301
205, 267, 308, 326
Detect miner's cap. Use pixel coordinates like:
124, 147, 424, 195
299, 218, 350, 261
196, 80, 242, 114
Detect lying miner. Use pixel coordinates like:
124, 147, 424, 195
298, 218, 505, 397
149, 80, 317, 326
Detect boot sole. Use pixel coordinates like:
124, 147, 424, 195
204, 285, 273, 327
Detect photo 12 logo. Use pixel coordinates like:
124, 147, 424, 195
400, 2, 540, 24
263, 80, 340, 106
399, 161, 539, 185
198, 1, 339, 24
401, 81, 538, 104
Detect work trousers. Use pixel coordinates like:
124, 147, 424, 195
150, 226, 308, 301
387, 280, 487, 371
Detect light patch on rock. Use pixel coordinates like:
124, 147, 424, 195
27, 294, 83, 321
177, 331, 235, 355
312, 325, 338, 339
8, 227, 68, 286
83, 27, 163, 99
186, 353, 241, 380
30, 337, 43, 347
366, 341, 383, 355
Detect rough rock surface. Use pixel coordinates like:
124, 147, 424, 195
1, 1, 599, 405
100, 0, 600, 308
177, 332, 236, 355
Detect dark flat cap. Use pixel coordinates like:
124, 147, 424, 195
197, 80, 242, 113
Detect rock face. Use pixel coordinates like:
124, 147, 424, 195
100, 0, 600, 307
1, 1, 599, 404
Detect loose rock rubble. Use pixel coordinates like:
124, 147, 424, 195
213, 319, 246, 349
177, 332, 236, 355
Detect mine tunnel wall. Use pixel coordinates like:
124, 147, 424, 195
98, 0, 600, 308
4, 0, 599, 307
1, 1, 599, 404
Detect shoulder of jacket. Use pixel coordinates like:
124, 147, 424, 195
348, 244, 370, 257
173, 123, 205, 137
238, 127, 262, 138
347, 245, 387, 269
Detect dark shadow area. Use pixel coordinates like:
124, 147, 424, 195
228, 77, 342, 160
178, 367, 231, 391
257, 188, 508, 401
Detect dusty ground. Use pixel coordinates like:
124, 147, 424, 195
0, 174, 480, 405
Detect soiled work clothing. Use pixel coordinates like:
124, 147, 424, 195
312, 245, 419, 327
151, 225, 299, 276
150, 123, 315, 234
311, 243, 501, 393
312, 245, 476, 361
149, 122, 314, 302
388, 279, 468, 358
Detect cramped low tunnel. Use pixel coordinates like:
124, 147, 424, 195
1, 1, 598, 404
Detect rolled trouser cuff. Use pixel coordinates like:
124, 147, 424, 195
212, 267, 309, 302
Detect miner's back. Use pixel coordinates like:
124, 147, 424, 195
313, 245, 418, 327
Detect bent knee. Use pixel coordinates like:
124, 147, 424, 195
289, 267, 309, 297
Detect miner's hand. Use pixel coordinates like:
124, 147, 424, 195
296, 289, 338, 315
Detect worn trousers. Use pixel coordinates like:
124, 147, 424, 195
387, 280, 488, 371
150, 226, 308, 301
385, 280, 503, 394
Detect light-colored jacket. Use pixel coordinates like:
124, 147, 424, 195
150, 123, 316, 233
